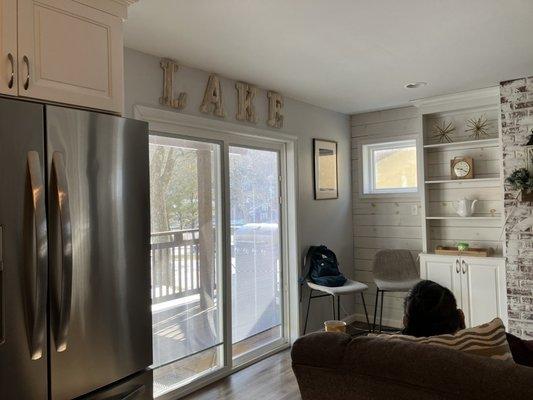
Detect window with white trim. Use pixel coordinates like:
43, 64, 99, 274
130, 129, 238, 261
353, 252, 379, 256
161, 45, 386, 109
362, 139, 418, 195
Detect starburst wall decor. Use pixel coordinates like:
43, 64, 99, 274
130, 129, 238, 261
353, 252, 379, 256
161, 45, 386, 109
432, 121, 455, 143
466, 115, 489, 139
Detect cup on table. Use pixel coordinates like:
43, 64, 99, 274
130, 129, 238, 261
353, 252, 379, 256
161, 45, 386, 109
324, 320, 347, 333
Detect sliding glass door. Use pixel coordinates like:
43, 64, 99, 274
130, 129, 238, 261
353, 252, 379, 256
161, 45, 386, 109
229, 147, 283, 360
148, 133, 287, 398
149, 136, 224, 397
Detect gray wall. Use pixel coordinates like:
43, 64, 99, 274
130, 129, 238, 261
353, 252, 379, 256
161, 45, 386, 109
124, 48, 353, 332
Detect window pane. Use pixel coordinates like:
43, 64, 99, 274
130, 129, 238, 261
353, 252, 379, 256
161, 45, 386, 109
149, 136, 223, 395
229, 147, 283, 359
373, 146, 417, 190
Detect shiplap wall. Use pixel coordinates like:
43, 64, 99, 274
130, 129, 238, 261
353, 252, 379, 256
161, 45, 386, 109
351, 107, 423, 327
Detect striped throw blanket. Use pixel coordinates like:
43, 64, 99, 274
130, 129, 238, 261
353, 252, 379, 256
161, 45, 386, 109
370, 318, 513, 362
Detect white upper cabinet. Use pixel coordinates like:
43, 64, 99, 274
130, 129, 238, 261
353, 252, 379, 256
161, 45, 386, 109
0, 0, 17, 95
17, 0, 124, 113
0, 0, 131, 113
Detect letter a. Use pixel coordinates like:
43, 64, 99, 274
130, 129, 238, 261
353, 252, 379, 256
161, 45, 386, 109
200, 74, 225, 117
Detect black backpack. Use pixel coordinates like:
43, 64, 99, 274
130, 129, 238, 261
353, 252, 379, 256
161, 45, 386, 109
299, 245, 347, 287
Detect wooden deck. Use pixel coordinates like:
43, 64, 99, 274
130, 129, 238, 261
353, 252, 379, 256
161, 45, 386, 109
152, 293, 282, 397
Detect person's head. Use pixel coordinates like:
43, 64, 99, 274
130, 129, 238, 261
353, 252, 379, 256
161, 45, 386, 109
403, 280, 465, 337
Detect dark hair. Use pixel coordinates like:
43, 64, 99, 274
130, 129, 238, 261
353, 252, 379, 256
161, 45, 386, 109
403, 280, 463, 337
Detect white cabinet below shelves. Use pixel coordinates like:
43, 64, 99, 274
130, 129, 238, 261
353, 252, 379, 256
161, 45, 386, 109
462, 257, 507, 328
419, 253, 508, 329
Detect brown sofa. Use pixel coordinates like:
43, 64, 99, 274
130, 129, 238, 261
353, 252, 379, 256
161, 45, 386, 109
291, 332, 533, 399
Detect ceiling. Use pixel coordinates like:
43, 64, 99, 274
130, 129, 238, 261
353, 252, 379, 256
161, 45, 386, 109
124, 0, 533, 114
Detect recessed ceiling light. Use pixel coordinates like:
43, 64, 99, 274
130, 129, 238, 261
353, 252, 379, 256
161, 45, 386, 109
404, 82, 428, 89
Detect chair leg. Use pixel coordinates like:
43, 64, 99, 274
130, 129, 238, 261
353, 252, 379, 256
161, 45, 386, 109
303, 289, 313, 334
373, 289, 379, 332
338, 296, 341, 320
331, 295, 336, 320
379, 290, 385, 333
361, 292, 371, 331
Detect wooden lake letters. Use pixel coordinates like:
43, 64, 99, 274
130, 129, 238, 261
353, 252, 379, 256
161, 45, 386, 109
160, 58, 284, 128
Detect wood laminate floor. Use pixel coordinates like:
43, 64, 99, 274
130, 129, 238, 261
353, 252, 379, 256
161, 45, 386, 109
180, 322, 381, 400
182, 349, 301, 400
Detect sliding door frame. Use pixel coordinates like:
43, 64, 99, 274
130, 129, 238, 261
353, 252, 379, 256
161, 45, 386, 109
135, 106, 300, 400
227, 142, 287, 366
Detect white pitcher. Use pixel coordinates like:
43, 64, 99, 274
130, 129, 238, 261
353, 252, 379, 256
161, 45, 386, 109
452, 198, 478, 217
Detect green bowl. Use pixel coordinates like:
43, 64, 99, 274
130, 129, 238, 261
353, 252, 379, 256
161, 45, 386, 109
457, 242, 469, 251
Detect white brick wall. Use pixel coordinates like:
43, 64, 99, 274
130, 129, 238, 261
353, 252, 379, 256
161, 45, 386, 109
501, 76, 533, 339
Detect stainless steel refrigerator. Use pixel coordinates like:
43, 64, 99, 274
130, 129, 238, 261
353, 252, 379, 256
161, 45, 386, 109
0, 97, 153, 399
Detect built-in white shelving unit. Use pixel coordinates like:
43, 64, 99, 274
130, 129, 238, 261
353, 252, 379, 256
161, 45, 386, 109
423, 138, 499, 150
425, 215, 501, 220
414, 88, 505, 256
425, 177, 500, 184
413, 88, 508, 328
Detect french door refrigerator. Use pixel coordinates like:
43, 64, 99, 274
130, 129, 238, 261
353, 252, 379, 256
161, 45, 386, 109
0, 97, 152, 399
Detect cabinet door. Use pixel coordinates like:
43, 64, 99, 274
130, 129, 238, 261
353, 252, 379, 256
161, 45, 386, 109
420, 255, 462, 305
17, 0, 123, 113
460, 257, 507, 328
0, 0, 17, 95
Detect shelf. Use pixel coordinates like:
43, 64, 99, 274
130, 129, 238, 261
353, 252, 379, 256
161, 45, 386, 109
423, 138, 499, 150
424, 252, 504, 260
426, 215, 501, 220
425, 177, 500, 184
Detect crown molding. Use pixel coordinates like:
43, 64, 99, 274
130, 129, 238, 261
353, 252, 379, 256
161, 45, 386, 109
411, 86, 500, 115
74, 0, 137, 18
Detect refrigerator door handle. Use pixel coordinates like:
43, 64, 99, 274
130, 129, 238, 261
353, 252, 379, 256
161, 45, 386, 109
27, 151, 48, 360
52, 152, 73, 352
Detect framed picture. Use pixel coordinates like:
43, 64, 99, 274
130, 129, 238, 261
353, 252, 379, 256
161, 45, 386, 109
313, 139, 338, 200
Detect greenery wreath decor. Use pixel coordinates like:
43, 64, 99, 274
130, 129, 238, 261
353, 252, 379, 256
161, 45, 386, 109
506, 168, 533, 192
506, 168, 533, 201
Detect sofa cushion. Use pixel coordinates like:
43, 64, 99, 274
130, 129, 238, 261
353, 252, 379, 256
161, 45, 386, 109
506, 332, 533, 367
370, 317, 512, 362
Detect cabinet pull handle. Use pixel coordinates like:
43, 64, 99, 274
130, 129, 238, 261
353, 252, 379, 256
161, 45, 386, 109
455, 259, 460, 273
23, 56, 30, 90
461, 260, 467, 274
7, 53, 14, 89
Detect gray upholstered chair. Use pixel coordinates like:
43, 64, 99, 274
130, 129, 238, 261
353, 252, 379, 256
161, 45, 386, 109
372, 249, 421, 332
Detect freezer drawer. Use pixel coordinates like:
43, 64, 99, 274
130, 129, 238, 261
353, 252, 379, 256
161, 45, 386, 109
46, 105, 152, 400
80, 369, 153, 400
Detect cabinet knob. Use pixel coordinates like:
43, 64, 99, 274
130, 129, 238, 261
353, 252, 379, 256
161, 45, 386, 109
461, 259, 467, 274
455, 259, 460, 273
7, 53, 14, 89
23, 56, 30, 90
